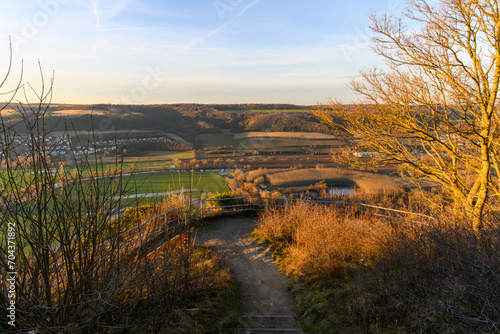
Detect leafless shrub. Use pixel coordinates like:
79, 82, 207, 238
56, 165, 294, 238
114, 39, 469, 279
0, 50, 222, 333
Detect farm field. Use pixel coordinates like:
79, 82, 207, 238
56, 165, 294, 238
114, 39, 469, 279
187, 131, 349, 169
234, 131, 337, 140
238, 138, 342, 149
122, 171, 228, 195
165, 133, 194, 148
50, 109, 108, 116
193, 133, 242, 149
137, 150, 194, 160
97, 151, 194, 166
250, 168, 406, 195
227, 109, 310, 113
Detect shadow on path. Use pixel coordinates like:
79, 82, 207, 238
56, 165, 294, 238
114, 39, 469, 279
195, 216, 304, 333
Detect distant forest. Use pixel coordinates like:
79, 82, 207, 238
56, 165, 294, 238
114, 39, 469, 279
2, 103, 330, 137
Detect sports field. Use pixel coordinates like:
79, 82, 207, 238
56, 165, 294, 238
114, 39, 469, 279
122, 171, 228, 195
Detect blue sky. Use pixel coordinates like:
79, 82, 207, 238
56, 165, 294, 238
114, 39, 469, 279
0, 0, 405, 105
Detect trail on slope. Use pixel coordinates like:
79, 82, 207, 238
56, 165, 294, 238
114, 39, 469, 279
195, 216, 303, 330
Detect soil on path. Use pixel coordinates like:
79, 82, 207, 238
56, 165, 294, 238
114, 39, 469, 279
195, 216, 303, 331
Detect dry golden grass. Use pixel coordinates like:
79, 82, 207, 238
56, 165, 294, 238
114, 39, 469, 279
246, 168, 283, 183
266, 167, 404, 194
52, 109, 108, 115
255, 202, 394, 282
254, 199, 500, 333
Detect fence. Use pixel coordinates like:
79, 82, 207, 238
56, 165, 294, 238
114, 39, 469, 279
126, 196, 446, 256
1, 195, 445, 330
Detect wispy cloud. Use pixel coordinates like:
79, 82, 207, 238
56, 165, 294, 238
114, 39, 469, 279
165, 0, 262, 56
89, 0, 136, 31
90, 0, 100, 31
123, 42, 151, 58
232, 0, 262, 22
3, 0, 377, 104
91, 38, 107, 59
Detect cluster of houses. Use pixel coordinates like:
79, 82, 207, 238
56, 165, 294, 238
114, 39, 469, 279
5, 135, 174, 158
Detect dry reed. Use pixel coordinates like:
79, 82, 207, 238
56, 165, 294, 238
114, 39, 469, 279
265, 168, 404, 194
254, 200, 500, 333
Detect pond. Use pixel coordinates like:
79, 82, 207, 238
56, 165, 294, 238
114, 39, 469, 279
328, 186, 356, 197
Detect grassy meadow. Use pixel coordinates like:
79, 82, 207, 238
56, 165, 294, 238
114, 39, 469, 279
124, 171, 228, 195
98, 150, 194, 165
193, 133, 242, 149
165, 132, 194, 148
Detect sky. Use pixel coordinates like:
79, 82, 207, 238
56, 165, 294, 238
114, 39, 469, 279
0, 0, 405, 105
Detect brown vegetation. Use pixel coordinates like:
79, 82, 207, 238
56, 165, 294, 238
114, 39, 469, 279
254, 202, 394, 281
254, 200, 500, 333
243, 167, 405, 196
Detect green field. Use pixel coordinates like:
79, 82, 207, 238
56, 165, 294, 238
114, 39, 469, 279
94, 151, 194, 170
123, 171, 228, 195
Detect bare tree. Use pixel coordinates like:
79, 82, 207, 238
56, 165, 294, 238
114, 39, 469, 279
316, 0, 500, 232
0, 42, 197, 332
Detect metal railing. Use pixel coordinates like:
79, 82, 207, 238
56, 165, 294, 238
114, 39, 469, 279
194, 196, 445, 225
121, 196, 446, 255
10, 196, 445, 299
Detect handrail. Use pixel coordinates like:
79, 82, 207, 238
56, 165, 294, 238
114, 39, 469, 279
199, 196, 446, 224
22, 195, 445, 289
102, 196, 447, 260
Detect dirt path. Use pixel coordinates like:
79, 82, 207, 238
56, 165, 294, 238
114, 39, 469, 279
195, 216, 304, 333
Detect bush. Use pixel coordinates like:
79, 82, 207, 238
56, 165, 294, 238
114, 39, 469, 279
205, 191, 245, 208
255, 202, 393, 281
255, 201, 500, 333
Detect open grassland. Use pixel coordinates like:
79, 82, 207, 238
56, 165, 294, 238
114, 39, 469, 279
51, 109, 108, 115
193, 131, 348, 170
123, 171, 228, 195
254, 201, 500, 333
136, 150, 194, 160
97, 151, 193, 166
165, 132, 194, 148
0, 108, 16, 115
234, 131, 336, 140
194, 133, 242, 149
238, 137, 342, 149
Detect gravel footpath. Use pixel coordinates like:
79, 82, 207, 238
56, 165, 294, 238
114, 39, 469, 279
195, 216, 303, 332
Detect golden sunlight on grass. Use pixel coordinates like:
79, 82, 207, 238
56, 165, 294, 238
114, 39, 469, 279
254, 201, 500, 333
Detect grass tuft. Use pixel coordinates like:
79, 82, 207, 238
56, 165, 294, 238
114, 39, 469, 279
254, 200, 500, 333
